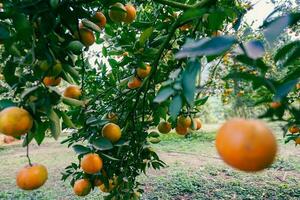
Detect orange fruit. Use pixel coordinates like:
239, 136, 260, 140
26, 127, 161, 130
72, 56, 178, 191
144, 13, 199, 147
63, 85, 81, 99
216, 118, 277, 172
73, 179, 91, 196
128, 77, 142, 89
109, 3, 127, 23
94, 11, 106, 28
157, 121, 171, 134
212, 30, 222, 36
295, 137, 300, 145
123, 4, 136, 23
81, 153, 103, 174
177, 116, 192, 128
296, 83, 300, 90
99, 179, 115, 193
179, 24, 192, 31
175, 124, 188, 135
270, 101, 281, 109
102, 123, 121, 143
289, 125, 299, 134
0, 107, 33, 137
122, 52, 129, 57
16, 164, 48, 190
137, 64, 151, 79
43, 76, 61, 86
79, 27, 95, 47
193, 118, 202, 130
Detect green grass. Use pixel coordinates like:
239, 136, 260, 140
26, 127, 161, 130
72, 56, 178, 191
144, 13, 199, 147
0, 123, 299, 199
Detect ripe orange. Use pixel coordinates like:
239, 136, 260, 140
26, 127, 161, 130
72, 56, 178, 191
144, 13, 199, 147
73, 179, 91, 196
175, 124, 188, 135
270, 101, 281, 109
157, 121, 171, 134
99, 179, 115, 193
177, 116, 192, 128
296, 83, 300, 90
0, 107, 33, 137
289, 125, 299, 134
193, 118, 202, 130
102, 123, 121, 143
16, 164, 48, 190
94, 12, 106, 28
295, 137, 300, 145
124, 4, 136, 23
137, 64, 151, 79
109, 3, 127, 23
128, 77, 142, 89
43, 76, 61, 86
216, 118, 277, 172
79, 27, 95, 47
81, 153, 103, 174
63, 85, 81, 99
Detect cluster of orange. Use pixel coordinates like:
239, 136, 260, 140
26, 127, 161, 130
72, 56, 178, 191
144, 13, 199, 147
77, 2, 136, 48
157, 116, 202, 136
74, 122, 122, 196
0, 104, 122, 192
40, 60, 82, 100
127, 64, 151, 89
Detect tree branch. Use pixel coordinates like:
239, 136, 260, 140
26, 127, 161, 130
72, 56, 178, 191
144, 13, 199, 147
153, 0, 215, 10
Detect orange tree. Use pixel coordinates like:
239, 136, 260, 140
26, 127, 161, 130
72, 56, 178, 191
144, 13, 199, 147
0, 0, 299, 199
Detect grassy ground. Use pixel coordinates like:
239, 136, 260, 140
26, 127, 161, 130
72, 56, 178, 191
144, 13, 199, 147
0, 123, 299, 200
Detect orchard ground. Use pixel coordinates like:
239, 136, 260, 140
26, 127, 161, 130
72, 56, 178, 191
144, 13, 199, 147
0, 122, 299, 200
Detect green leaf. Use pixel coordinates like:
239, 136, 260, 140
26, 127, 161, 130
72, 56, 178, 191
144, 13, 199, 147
100, 153, 120, 161
139, 27, 154, 46
176, 36, 237, 59
60, 111, 76, 128
0, 24, 10, 40
179, 8, 206, 24
153, 87, 175, 103
148, 131, 160, 138
62, 97, 85, 107
274, 79, 298, 101
224, 72, 276, 92
114, 140, 130, 147
195, 96, 209, 106
34, 122, 48, 145
67, 41, 84, 55
182, 59, 200, 106
47, 108, 61, 140
20, 86, 39, 99
235, 55, 269, 73
81, 19, 101, 32
274, 41, 300, 63
169, 95, 182, 120
243, 40, 265, 59
92, 138, 113, 151
73, 144, 90, 155
0, 100, 15, 111
149, 138, 161, 144
263, 13, 300, 44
